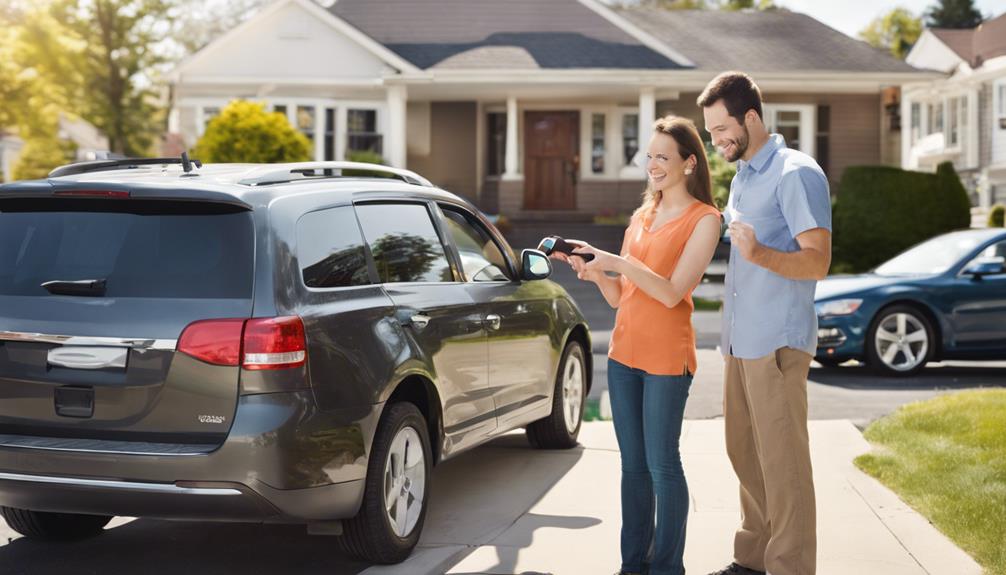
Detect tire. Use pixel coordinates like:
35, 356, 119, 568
865, 305, 935, 376
0, 507, 111, 541
337, 402, 432, 564
526, 340, 586, 450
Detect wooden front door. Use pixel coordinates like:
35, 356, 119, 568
524, 111, 579, 210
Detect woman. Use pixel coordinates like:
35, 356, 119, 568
557, 116, 721, 575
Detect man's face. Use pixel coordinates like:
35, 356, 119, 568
703, 100, 750, 163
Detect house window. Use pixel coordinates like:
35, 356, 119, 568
324, 108, 336, 161
998, 84, 1006, 130
591, 114, 605, 174
816, 105, 830, 179
297, 105, 316, 147
273, 104, 287, 118
764, 105, 815, 157
910, 102, 921, 143
933, 102, 944, 134
202, 106, 221, 130
347, 109, 382, 156
622, 113, 639, 166
487, 112, 506, 177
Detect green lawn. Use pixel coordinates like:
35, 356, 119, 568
855, 389, 1006, 575
693, 296, 722, 311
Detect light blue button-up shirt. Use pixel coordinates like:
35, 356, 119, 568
721, 134, 832, 359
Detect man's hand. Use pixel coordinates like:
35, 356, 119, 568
728, 221, 761, 262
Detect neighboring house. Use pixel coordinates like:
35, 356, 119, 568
168, 0, 932, 217
904, 12, 1006, 208
0, 114, 108, 183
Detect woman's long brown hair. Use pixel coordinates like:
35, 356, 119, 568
634, 115, 715, 218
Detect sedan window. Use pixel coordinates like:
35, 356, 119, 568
875, 232, 985, 276
441, 208, 511, 282
355, 203, 454, 283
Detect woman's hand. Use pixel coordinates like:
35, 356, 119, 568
569, 254, 606, 283
571, 241, 623, 274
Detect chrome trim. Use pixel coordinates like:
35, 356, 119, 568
0, 472, 242, 496
47, 346, 129, 370
0, 331, 177, 351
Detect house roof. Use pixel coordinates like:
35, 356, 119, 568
929, 13, 1006, 68
615, 8, 919, 73
329, 0, 687, 70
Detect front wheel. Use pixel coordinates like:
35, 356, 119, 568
865, 305, 935, 376
337, 402, 432, 564
526, 340, 586, 449
0, 507, 111, 541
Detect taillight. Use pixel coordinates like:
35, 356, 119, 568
53, 190, 131, 198
241, 316, 307, 370
177, 319, 245, 366
177, 316, 307, 370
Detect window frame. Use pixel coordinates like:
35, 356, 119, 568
763, 104, 816, 157
435, 202, 517, 283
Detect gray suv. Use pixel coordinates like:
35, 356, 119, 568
0, 159, 591, 564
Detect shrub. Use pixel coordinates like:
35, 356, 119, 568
12, 135, 76, 181
193, 100, 311, 163
832, 161, 971, 273
989, 205, 1005, 228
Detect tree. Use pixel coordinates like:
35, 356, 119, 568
46, 0, 176, 156
925, 0, 982, 29
859, 8, 923, 59
193, 100, 312, 163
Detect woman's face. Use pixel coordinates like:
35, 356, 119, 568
645, 132, 690, 191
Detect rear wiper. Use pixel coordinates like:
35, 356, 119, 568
41, 279, 107, 297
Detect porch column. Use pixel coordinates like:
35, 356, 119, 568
386, 85, 408, 168
504, 96, 520, 179
638, 87, 656, 162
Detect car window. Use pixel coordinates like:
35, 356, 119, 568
441, 208, 511, 282
355, 203, 454, 283
964, 240, 1006, 270
297, 207, 370, 288
0, 201, 253, 299
874, 232, 986, 276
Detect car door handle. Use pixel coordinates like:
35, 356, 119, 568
485, 314, 502, 331
409, 314, 431, 329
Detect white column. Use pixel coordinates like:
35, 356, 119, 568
638, 87, 656, 157
504, 96, 520, 179
386, 85, 408, 168
900, 93, 912, 170
335, 107, 348, 162
313, 104, 325, 162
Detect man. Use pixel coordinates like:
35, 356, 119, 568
698, 72, 832, 575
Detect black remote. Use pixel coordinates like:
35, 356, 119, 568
538, 236, 595, 262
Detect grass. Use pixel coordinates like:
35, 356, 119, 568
854, 389, 1006, 575
693, 296, 722, 311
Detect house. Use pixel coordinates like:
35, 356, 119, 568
903, 12, 1006, 209
168, 0, 933, 217
0, 114, 109, 183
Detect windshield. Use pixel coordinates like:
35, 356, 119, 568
874, 232, 984, 276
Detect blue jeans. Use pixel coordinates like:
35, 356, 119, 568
608, 358, 692, 575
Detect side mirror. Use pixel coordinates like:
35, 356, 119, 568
963, 257, 1005, 278
521, 249, 552, 281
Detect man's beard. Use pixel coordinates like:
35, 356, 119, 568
721, 126, 750, 162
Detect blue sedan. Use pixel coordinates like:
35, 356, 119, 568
815, 228, 1006, 375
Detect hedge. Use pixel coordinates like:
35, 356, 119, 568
832, 162, 971, 273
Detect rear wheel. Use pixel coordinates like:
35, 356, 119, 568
337, 402, 431, 564
866, 305, 934, 376
526, 340, 586, 449
0, 507, 111, 541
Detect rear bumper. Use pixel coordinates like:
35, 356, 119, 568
0, 392, 382, 523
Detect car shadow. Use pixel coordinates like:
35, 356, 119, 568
809, 361, 1006, 391
1, 433, 591, 575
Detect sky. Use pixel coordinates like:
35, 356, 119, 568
774, 0, 1004, 38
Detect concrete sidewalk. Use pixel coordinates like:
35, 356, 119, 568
364, 421, 981, 575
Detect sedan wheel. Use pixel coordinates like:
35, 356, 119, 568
527, 340, 586, 449
867, 306, 934, 376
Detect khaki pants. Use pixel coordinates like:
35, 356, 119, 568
724, 348, 816, 575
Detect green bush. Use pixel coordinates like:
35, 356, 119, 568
706, 143, 734, 209
12, 135, 77, 181
344, 149, 397, 178
989, 205, 1005, 228
832, 162, 971, 273
193, 100, 311, 163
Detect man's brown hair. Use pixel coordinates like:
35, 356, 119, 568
696, 72, 763, 124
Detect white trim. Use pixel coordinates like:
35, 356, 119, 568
386, 85, 408, 168
170, 0, 420, 82
504, 97, 520, 179
175, 76, 386, 87
764, 104, 815, 158
577, 0, 696, 68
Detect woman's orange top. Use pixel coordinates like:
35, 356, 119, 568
608, 201, 722, 376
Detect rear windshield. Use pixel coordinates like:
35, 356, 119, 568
0, 199, 254, 299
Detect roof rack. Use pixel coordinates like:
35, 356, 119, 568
48, 156, 202, 179
236, 162, 434, 187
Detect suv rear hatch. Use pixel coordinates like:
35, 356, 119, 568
0, 194, 255, 450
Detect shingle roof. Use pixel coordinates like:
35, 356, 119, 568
616, 7, 920, 73
931, 28, 975, 63
329, 0, 686, 70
